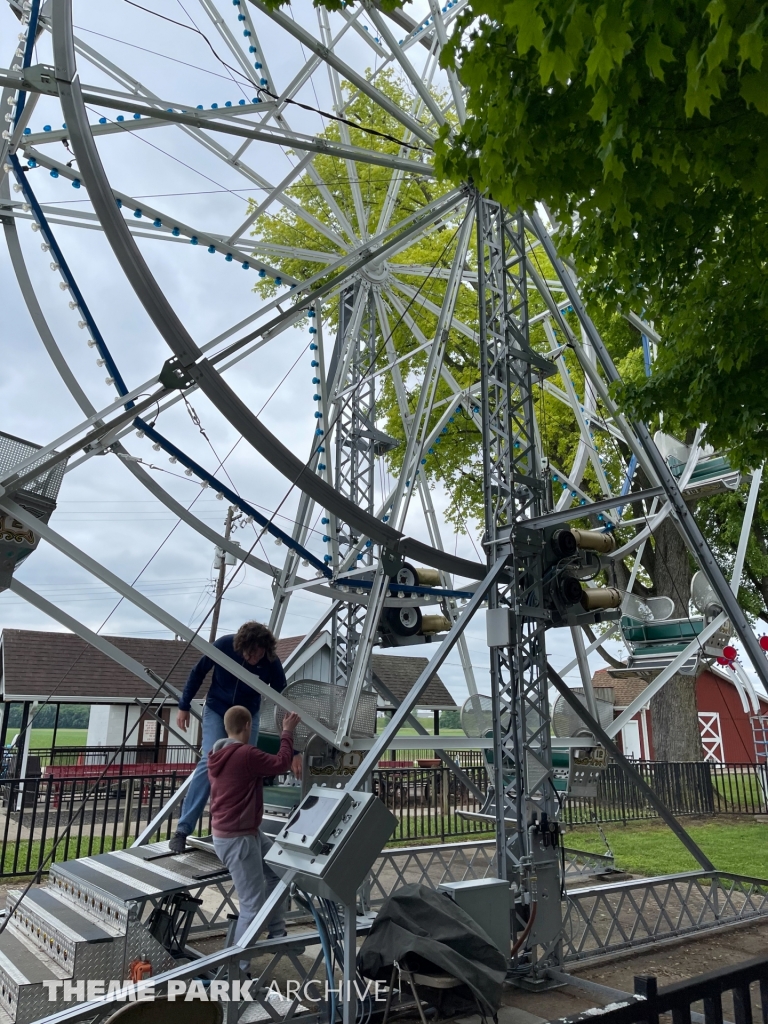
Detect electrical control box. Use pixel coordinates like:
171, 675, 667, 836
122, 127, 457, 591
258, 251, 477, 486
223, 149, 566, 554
437, 878, 511, 955
265, 785, 398, 903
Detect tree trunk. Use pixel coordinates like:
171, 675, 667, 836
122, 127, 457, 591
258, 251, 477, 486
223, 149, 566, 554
649, 672, 702, 761
648, 516, 703, 762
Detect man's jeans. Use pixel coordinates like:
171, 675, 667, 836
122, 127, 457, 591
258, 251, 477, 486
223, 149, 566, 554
176, 704, 260, 837
212, 831, 285, 970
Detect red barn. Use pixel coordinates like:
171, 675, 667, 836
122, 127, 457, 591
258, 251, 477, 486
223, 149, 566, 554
592, 667, 768, 764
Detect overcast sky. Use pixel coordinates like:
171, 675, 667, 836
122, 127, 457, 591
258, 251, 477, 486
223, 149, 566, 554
1, 0, 645, 710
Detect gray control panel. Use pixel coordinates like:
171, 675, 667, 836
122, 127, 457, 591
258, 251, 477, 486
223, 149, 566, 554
264, 782, 397, 905
265, 785, 397, 903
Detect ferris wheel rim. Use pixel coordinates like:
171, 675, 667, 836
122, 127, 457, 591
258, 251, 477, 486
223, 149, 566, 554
3, 13, 489, 585
3, 0, 646, 594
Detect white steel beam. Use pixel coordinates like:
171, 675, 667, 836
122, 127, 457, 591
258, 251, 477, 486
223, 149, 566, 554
1, 498, 337, 745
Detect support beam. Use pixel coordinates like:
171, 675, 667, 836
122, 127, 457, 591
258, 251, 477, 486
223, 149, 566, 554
1, 499, 337, 745
547, 662, 715, 871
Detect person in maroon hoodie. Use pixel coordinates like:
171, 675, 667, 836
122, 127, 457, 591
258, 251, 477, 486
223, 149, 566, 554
208, 704, 300, 963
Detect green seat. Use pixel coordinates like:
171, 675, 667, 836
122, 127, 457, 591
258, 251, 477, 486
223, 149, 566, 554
263, 785, 300, 813
482, 737, 571, 791
621, 615, 704, 644
256, 731, 281, 755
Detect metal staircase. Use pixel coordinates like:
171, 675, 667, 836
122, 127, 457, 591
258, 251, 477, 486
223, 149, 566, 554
0, 841, 228, 1023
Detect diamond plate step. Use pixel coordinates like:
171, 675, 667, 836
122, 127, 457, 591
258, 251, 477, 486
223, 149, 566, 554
0, 839, 230, 1022
6, 888, 124, 979
51, 846, 227, 909
49, 865, 131, 932
0, 926, 68, 1024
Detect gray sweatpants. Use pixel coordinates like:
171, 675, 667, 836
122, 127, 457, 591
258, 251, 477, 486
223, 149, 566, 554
213, 830, 286, 969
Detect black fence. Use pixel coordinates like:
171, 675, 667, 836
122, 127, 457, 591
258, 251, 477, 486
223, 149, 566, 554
371, 765, 489, 842
553, 954, 768, 1024
0, 770, 205, 880
563, 760, 768, 825
0, 758, 763, 879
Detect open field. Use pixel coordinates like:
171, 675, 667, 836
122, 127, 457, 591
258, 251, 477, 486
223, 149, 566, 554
5, 729, 88, 748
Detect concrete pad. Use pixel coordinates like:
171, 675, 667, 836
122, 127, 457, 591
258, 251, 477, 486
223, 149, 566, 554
457, 1007, 546, 1024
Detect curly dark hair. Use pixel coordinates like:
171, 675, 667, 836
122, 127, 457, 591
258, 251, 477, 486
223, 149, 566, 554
233, 621, 277, 661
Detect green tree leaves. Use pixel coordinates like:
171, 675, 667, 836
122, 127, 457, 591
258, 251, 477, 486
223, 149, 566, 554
437, 0, 768, 467
645, 31, 675, 79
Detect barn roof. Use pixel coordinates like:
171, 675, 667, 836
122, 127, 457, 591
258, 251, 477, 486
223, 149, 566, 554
0, 629, 305, 703
592, 665, 768, 711
371, 654, 455, 709
591, 668, 649, 708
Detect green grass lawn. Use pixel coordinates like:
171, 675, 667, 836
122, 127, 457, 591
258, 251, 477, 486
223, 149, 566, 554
568, 818, 768, 879
5, 729, 88, 749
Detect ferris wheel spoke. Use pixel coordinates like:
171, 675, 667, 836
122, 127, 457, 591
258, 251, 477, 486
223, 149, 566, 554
541, 319, 614, 499
254, 3, 365, 130
336, 5, 388, 59
59, 30, 357, 251
225, 152, 314, 244
381, 288, 484, 439
394, 0, 471, 57
23, 99, 277, 150
372, 48, 444, 237
249, 0, 436, 147
425, 0, 466, 124
386, 215, 473, 530
318, 10, 368, 243
362, 4, 447, 129
390, 277, 477, 342
21, 146, 296, 284
71, 33, 157, 99
371, 289, 411, 427
211, 187, 469, 364
187, 131, 352, 250
195, 0, 263, 86
390, 265, 477, 282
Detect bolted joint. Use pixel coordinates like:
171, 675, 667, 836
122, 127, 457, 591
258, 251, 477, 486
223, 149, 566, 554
22, 64, 58, 95
159, 355, 199, 390
380, 547, 404, 579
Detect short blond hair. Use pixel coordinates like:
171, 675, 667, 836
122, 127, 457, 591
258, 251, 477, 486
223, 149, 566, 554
224, 705, 252, 737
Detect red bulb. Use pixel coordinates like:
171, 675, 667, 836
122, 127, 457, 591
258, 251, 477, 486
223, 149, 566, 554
722, 645, 738, 661
760, 635, 768, 652
716, 656, 728, 666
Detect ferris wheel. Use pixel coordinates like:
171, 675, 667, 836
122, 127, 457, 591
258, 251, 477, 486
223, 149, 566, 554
1, 0, 766, 750
7, 3, 768, 1011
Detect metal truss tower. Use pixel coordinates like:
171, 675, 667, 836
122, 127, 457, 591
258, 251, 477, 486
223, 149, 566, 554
477, 196, 562, 966
329, 285, 378, 687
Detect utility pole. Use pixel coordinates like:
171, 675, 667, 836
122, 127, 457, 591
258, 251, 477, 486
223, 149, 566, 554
209, 505, 235, 643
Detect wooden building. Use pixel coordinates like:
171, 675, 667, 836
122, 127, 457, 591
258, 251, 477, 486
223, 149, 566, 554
592, 666, 768, 764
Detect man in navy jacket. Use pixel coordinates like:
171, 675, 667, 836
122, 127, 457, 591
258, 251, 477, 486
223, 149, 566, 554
169, 620, 298, 853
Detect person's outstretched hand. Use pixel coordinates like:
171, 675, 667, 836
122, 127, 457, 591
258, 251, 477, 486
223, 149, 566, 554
291, 753, 303, 779
283, 711, 300, 733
